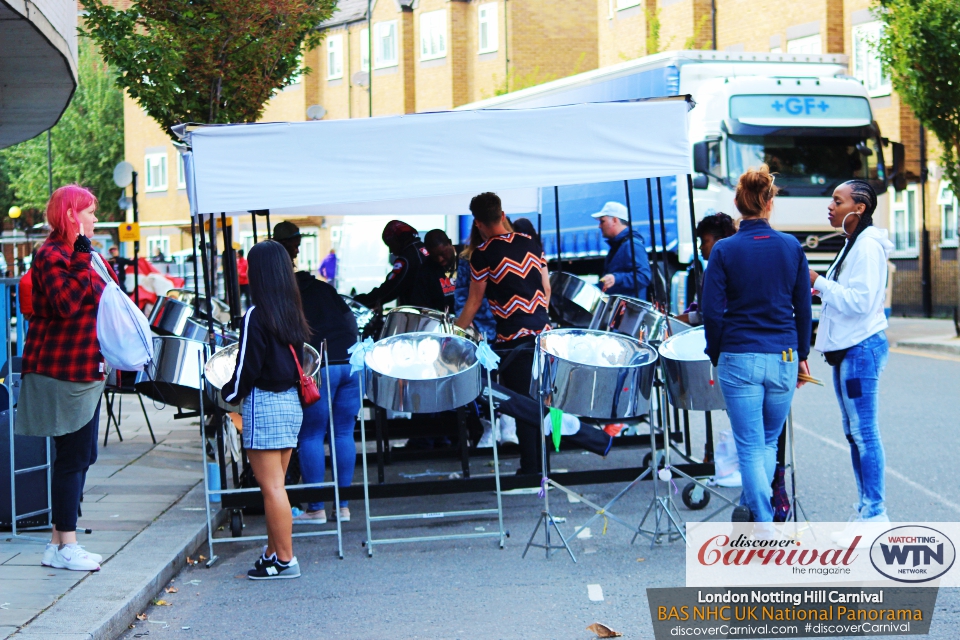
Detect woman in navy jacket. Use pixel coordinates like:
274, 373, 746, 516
701, 165, 811, 524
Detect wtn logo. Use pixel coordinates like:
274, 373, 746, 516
870, 526, 956, 583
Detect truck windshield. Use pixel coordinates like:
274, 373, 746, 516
727, 135, 881, 195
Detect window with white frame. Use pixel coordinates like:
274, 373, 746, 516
939, 181, 958, 247
176, 154, 186, 190
375, 20, 398, 68
147, 236, 170, 260
891, 185, 919, 256
478, 3, 498, 53
420, 10, 447, 60
144, 153, 168, 192
327, 34, 344, 79
360, 28, 370, 72
787, 34, 821, 54
852, 21, 891, 97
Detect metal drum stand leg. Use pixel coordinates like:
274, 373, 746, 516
783, 410, 810, 527
359, 352, 506, 556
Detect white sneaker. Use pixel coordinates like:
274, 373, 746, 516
499, 415, 519, 445
477, 420, 495, 448
337, 507, 351, 522
51, 545, 100, 571
43, 543, 103, 567
831, 511, 889, 548
292, 508, 327, 525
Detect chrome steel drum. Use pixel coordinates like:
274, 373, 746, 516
342, 295, 375, 333
181, 318, 239, 347
588, 295, 669, 344
135, 336, 209, 410
148, 295, 194, 336
532, 328, 658, 420
204, 343, 321, 411
658, 327, 726, 411
549, 272, 606, 328
364, 332, 480, 413
380, 306, 482, 343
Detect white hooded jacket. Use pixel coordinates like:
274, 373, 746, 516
813, 226, 894, 353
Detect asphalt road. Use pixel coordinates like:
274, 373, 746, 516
119, 346, 960, 640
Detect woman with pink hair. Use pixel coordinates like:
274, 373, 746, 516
16, 185, 118, 572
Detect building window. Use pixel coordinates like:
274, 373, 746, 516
327, 34, 344, 80
616, 0, 641, 9
360, 28, 370, 72
375, 20, 398, 68
787, 34, 821, 54
852, 21, 891, 97
891, 185, 919, 256
478, 3, 498, 53
939, 181, 958, 247
420, 10, 447, 60
147, 236, 170, 260
176, 154, 186, 190
144, 153, 167, 192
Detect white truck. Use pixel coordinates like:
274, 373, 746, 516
460, 50, 905, 319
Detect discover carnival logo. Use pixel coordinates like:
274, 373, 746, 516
869, 526, 956, 583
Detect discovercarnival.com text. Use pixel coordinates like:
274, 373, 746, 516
668, 622, 912, 636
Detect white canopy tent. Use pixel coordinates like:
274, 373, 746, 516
178, 98, 693, 218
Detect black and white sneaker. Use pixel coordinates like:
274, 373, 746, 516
247, 555, 301, 580
731, 505, 753, 522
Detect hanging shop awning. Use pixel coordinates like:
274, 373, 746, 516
179, 97, 692, 217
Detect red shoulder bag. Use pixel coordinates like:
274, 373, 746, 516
289, 345, 321, 406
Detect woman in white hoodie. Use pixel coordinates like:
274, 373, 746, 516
810, 180, 894, 525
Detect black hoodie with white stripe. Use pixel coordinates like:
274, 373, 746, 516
221, 306, 303, 404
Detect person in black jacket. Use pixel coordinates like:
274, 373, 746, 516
353, 220, 446, 311
275, 222, 361, 525
222, 240, 310, 580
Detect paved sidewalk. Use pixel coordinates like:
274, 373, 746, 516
0, 396, 204, 639
885, 316, 960, 358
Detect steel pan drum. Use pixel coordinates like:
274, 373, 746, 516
658, 327, 726, 411
204, 343, 321, 411
380, 306, 482, 343
549, 272, 606, 327
364, 332, 480, 413
342, 295, 375, 333
588, 295, 670, 344
532, 328, 658, 420
135, 336, 209, 410
148, 295, 194, 336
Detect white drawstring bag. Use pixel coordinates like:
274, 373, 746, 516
91, 253, 154, 371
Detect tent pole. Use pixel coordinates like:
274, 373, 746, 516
198, 214, 215, 340
685, 174, 703, 305
655, 177, 672, 314
266, 210, 272, 239
221, 212, 242, 330
645, 178, 661, 305
553, 186, 562, 272
189, 214, 201, 306
624, 180, 639, 298
251, 211, 258, 244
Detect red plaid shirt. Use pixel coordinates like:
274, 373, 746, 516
22, 235, 118, 382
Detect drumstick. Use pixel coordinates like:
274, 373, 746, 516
797, 372, 823, 386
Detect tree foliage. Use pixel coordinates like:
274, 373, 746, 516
81, 0, 337, 140
0, 38, 124, 221
877, 0, 960, 200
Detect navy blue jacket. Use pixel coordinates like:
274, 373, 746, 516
701, 218, 812, 366
602, 228, 652, 297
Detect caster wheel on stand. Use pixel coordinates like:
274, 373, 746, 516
681, 482, 710, 510
230, 510, 244, 537
643, 451, 665, 470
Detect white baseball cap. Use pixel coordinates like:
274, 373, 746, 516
591, 201, 629, 222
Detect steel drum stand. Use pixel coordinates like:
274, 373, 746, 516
522, 363, 577, 562
199, 347, 344, 567
783, 410, 811, 527
359, 362, 506, 556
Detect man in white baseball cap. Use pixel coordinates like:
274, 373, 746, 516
592, 202, 651, 296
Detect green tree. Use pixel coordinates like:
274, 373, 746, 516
877, 0, 960, 200
0, 38, 125, 221
81, 0, 336, 141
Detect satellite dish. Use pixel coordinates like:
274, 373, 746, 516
306, 104, 327, 121
352, 71, 369, 87
113, 161, 135, 188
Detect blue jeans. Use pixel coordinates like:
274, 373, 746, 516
52, 401, 101, 533
297, 365, 361, 511
832, 331, 888, 519
718, 352, 797, 522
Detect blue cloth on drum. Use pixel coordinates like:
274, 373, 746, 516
242, 387, 303, 450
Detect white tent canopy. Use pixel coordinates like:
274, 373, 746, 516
180, 98, 692, 218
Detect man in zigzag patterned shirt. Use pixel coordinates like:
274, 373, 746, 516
456, 192, 551, 475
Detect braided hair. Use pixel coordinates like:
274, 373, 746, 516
827, 180, 877, 281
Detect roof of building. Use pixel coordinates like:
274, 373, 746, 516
320, 0, 413, 29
